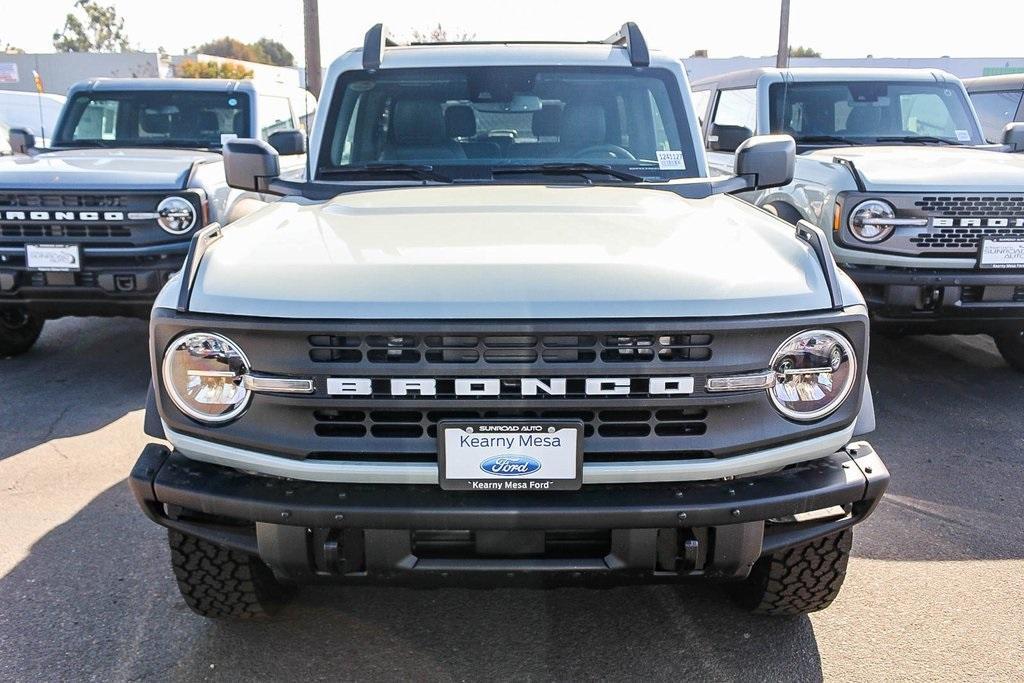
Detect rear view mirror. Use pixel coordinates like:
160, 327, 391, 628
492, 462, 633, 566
709, 123, 754, 153
224, 138, 280, 192
734, 134, 795, 190
9, 128, 36, 155
1002, 122, 1024, 152
267, 129, 306, 156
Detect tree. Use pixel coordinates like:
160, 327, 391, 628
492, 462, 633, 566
789, 45, 821, 58
193, 37, 261, 63
252, 38, 294, 67
53, 0, 130, 53
177, 61, 253, 80
410, 24, 476, 43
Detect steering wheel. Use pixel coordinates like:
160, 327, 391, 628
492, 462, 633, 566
574, 144, 636, 160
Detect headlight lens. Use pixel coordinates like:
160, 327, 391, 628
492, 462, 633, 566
162, 332, 251, 424
848, 199, 895, 243
157, 196, 197, 235
768, 330, 857, 421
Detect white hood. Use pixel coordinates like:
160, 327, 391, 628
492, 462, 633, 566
186, 185, 831, 319
805, 145, 1024, 192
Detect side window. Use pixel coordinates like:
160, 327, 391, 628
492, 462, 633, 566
971, 90, 1024, 143
899, 93, 955, 137
712, 88, 757, 132
72, 99, 118, 140
258, 95, 294, 139
691, 89, 711, 126
338, 93, 363, 164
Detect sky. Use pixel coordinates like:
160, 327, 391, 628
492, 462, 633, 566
2, 0, 1023, 66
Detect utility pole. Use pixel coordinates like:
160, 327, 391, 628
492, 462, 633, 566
776, 0, 791, 68
303, 0, 322, 96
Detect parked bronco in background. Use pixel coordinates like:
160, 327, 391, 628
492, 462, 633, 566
692, 68, 1024, 369
131, 24, 888, 619
965, 73, 1024, 144
0, 78, 314, 356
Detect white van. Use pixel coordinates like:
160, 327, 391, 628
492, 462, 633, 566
0, 90, 67, 146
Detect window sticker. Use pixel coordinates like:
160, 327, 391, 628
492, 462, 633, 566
955, 129, 971, 142
656, 150, 686, 170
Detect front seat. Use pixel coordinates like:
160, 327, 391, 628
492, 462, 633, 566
383, 99, 466, 161
445, 104, 498, 159
842, 106, 883, 136
556, 103, 607, 157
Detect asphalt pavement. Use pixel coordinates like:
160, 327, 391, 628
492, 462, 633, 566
0, 317, 1022, 682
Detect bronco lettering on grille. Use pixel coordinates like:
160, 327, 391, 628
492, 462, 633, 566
326, 377, 696, 397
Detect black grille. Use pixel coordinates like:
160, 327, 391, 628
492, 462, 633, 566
910, 226, 1024, 251
0, 224, 131, 238
309, 333, 713, 365
0, 193, 127, 208
312, 407, 708, 441
914, 195, 1024, 216
961, 285, 1024, 304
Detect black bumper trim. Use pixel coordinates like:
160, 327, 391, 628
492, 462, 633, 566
845, 266, 1024, 287
129, 443, 888, 546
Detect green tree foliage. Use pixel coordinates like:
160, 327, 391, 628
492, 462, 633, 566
789, 45, 822, 58
53, 0, 130, 52
177, 61, 254, 80
192, 37, 294, 67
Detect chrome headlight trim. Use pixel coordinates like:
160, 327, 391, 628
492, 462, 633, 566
848, 199, 896, 243
767, 329, 857, 422
156, 195, 198, 235
161, 331, 252, 424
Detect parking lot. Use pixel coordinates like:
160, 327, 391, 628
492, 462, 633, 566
0, 317, 1019, 681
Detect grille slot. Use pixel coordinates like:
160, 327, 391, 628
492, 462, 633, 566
910, 226, 1024, 252
914, 195, 1024, 215
0, 193, 127, 208
308, 332, 713, 364
0, 224, 131, 238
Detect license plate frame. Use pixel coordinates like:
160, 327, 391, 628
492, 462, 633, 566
25, 244, 81, 272
978, 237, 1024, 270
438, 420, 584, 492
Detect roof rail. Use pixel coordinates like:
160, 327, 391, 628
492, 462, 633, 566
363, 23, 398, 70
603, 22, 649, 67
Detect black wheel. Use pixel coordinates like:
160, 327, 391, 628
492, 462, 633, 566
730, 529, 852, 616
168, 530, 294, 619
994, 330, 1024, 372
0, 308, 44, 357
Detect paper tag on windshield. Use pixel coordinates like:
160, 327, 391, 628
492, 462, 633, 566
220, 133, 238, 145
656, 150, 686, 170
955, 129, 971, 142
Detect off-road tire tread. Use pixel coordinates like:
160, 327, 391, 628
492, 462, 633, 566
994, 332, 1024, 372
168, 530, 289, 618
0, 314, 43, 357
741, 529, 852, 616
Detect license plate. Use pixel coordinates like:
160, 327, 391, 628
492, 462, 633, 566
438, 421, 584, 491
978, 238, 1024, 269
25, 244, 81, 272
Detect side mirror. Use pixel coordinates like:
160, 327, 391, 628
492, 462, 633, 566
1002, 122, 1024, 152
267, 129, 306, 156
709, 123, 754, 153
9, 127, 36, 155
224, 138, 281, 192
735, 134, 795, 190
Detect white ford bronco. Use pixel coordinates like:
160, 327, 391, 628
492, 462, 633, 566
0, 78, 313, 356
692, 68, 1024, 369
130, 24, 888, 618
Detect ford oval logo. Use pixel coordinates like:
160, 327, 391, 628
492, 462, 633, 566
479, 455, 541, 476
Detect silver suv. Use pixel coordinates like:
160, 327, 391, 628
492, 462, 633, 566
129, 24, 887, 619
693, 68, 1024, 369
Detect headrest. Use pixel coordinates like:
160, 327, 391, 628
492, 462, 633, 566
196, 110, 220, 134
845, 106, 881, 134
532, 105, 561, 137
140, 113, 170, 135
392, 99, 447, 145
445, 105, 476, 138
560, 103, 606, 146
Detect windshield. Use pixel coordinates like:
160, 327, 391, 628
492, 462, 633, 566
54, 91, 251, 149
318, 66, 699, 180
768, 81, 983, 145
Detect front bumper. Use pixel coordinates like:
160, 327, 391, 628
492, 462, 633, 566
0, 242, 188, 318
845, 265, 1024, 332
130, 442, 888, 582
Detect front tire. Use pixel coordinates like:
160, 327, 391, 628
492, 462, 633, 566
0, 308, 44, 357
730, 529, 852, 616
168, 530, 294, 619
994, 330, 1024, 372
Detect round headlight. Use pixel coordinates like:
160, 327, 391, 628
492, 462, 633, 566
157, 196, 197, 235
848, 199, 895, 243
162, 332, 251, 424
768, 330, 857, 421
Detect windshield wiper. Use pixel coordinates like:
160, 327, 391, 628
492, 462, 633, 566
320, 163, 453, 183
491, 163, 647, 183
794, 135, 862, 146
874, 136, 960, 145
